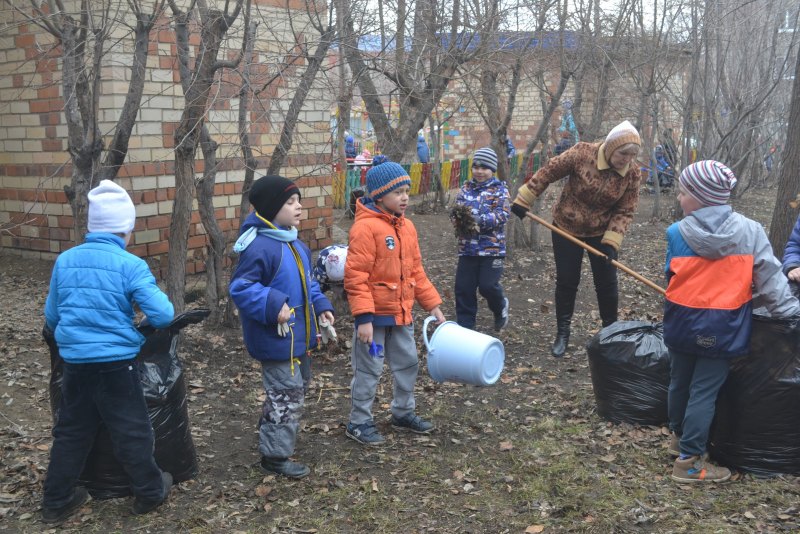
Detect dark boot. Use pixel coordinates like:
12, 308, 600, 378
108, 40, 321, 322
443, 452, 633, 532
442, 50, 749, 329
597, 288, 618, 327
260, 457, 310, 479
551, 287, 576, 358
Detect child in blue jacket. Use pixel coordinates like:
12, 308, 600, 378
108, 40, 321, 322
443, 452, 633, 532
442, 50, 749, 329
230, 175, 334, 479
42, 180, 174, 524
781, 214, 800, 285
451, 147, 510, 331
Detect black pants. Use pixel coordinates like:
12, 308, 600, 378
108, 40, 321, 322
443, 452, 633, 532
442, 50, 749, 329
43, 359, 165, 508
551, 230, 618, 325
455, 256, 505, 329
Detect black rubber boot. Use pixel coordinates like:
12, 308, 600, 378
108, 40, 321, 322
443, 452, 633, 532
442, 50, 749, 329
260, 457, 310, 479
551, 287, 576, 358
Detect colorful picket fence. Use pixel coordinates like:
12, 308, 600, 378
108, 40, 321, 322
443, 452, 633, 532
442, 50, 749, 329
332, 153, 541, 208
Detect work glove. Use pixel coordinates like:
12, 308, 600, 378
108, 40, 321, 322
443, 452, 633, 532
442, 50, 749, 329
511, 202, 529, 220
277, 322, 291, 337
597, 242, 618, 264
318, 318, 337, 344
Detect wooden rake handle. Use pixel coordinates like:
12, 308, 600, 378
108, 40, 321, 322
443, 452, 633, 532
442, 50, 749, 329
524, 211, 666, 296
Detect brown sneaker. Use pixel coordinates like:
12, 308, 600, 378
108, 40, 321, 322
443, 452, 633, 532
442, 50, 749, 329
667, 433, 680, 457
671, 455, 731, 483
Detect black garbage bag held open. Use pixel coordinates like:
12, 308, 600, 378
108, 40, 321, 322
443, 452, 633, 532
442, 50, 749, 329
586, 321, 671, 426
708, 315, 800, 476
45, 309, 210, 499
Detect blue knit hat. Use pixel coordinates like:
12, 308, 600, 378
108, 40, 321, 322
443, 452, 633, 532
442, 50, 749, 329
472, 147, 498, 172
366, 161, 411, 201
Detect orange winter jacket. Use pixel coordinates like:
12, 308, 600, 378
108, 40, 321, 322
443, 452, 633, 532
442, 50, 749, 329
345, 199, 442, 325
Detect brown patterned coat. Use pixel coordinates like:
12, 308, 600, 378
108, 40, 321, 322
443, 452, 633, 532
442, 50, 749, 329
513, 142, 641, 250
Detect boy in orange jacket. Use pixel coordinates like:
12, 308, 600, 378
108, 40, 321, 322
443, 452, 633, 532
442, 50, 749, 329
344, 161, 446, 445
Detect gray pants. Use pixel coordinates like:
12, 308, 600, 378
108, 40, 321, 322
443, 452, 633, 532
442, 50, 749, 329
259, 358, 306, 459
349, 324, 418, 425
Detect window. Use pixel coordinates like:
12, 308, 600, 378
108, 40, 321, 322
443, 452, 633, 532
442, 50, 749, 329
779, 9, 796, 33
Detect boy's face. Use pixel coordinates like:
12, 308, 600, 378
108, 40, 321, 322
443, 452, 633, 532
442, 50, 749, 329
471, 163, 493, 183
273, 193, 302, 227
677, 185, 704, 216
376, 185, 410, 215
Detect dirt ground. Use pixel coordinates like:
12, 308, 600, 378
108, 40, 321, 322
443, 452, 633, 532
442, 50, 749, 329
1, 185, 799, 533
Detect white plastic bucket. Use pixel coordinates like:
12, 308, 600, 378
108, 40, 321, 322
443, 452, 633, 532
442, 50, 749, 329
423, 316, 505, 386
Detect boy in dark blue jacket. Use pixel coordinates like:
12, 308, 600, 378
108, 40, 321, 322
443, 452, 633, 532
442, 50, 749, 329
42, 180, 174, 524
451, 147, 510, 331
230, 175, 334, 478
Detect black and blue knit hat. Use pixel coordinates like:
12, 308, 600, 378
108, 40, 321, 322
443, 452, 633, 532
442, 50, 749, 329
472, 147, 498, 172
366, 161, 411, 201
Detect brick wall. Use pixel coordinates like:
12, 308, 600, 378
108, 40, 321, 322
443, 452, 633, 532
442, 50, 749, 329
0, 2, 334, 274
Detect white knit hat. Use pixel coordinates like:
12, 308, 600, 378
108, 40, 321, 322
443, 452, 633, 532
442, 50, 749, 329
604, 120, 641, 158
88, 180, 136, 234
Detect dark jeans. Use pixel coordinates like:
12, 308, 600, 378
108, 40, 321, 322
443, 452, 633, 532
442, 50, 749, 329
551, 230, 618, 325
43, 359, 165, 509
455, 256, 505, 329
668, 349, 731, 457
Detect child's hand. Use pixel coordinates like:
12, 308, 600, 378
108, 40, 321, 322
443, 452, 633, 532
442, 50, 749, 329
357, 322, 373, 344
429, 306, 446, 324
277, 303, 293, 324
318, 310, 335, 325
789, 267, 800, 282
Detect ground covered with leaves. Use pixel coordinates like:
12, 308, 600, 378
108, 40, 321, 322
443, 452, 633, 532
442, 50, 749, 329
1, 186, 799, 533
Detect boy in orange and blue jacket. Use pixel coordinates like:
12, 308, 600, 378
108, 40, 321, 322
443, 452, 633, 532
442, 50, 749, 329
664, 160, 799, 483
344, 161, 445, 445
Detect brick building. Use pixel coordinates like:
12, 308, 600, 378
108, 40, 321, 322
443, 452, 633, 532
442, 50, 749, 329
0, 1, 333, 274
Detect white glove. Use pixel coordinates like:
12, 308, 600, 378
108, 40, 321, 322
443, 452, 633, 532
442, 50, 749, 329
318, 318, 337, 344
277, 322, 291, 337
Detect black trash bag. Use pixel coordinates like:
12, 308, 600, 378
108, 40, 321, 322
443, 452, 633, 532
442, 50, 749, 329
586, 321, 671, 426
45, 309, 210, 499
708, 315, 800, 476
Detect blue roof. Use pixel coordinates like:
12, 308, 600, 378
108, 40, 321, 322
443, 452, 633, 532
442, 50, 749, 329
344, 31, 580, 53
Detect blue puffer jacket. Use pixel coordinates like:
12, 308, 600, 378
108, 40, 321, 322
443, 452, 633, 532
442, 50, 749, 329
44, 233, 174, 363
453, 177, 510, 256
229, 212, 333, 362
782, 214, 800, 275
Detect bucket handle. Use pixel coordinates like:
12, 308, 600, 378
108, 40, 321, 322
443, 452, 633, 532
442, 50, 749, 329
422, 315, 438, 352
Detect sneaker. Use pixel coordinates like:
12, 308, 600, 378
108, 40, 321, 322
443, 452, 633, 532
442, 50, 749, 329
391, 413, 434, 434
667, 433, 680, 457
42, 487, 89, 524
671, 455, 731, 483
494, 298, 510, 332
260, 457, 310, 479
132, 471, 173, 515
346, 422, 386, 445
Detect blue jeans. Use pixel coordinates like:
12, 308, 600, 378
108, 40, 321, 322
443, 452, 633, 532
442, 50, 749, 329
668, 349, 730, 457
455, 256, 505, 329
43, 359, 165, 508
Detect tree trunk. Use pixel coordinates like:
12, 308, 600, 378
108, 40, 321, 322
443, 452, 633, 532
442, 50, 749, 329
197, 129, 225, 324
768, 50, 800, 256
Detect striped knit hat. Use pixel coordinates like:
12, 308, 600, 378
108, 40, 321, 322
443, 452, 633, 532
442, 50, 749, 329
679, 160, 737, 206
366, 161, 411, 201
603, 120, 641, 158
472, 147, 498, 172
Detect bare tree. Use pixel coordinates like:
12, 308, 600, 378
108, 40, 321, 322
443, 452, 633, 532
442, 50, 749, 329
10, 0, 165, 239
166, 0, 251, 312
336, 0, 494, 161
768, 47, 800, 256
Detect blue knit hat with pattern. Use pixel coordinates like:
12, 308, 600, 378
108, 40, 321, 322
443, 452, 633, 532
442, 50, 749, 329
366, 161, 411, 201
472, 147, 498, 172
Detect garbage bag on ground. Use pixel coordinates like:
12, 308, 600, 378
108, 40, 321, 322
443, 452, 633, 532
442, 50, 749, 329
708, 315, 800, 476
45, 309, 210, 498
586, 321, 670, 426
